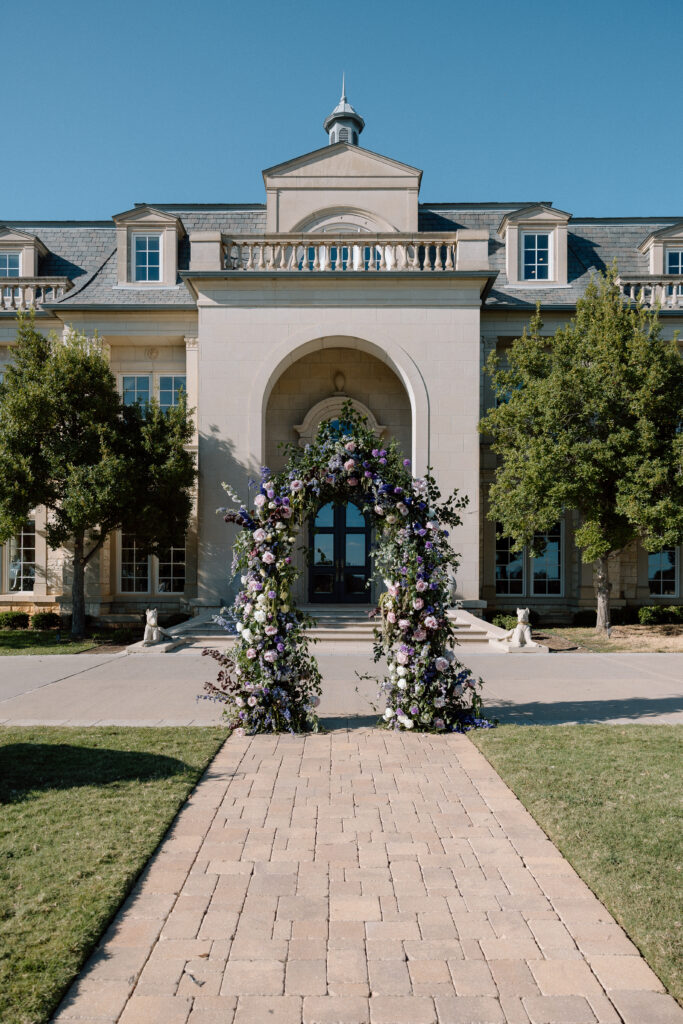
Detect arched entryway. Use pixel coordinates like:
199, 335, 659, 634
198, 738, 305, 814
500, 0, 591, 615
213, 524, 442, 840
264, 343, 412, 605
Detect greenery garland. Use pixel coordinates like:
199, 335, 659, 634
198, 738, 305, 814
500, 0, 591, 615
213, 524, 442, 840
204, 405, 492, 735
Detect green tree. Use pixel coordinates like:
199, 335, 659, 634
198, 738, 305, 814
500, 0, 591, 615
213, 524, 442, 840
0, 315, 197, 637
479, 268, 683, 632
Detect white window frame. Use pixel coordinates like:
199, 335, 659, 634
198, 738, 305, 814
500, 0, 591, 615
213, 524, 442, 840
666, 249, 683, 296
521, 230, 552, 282
158, 374, 187, 413
494, 527, 526, 597
0, 251, 21, 277
119, 373, 187, 411
647, 546, 680, 599
494, 521, 564, 599
117, 533, 186, 597
131, 232, 162, 283
121, 374, 151, 409
6, 520, 36, 594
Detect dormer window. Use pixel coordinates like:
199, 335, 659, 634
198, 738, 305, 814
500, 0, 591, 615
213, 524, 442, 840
498, 205, 570, 287
522, 232, 550, 281
0, 252, 20, 277
133, 234, 161, 282
113, 206, 185, 287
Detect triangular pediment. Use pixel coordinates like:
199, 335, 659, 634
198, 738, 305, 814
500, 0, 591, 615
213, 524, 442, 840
263, 143, 422, 185
498, 204, 572, 235
112, 205, 186, 235
0, 226, 47, 254
638, 220, 683, 252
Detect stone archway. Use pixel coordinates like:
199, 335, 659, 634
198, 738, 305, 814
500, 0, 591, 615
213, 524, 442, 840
205, 405, 491, 736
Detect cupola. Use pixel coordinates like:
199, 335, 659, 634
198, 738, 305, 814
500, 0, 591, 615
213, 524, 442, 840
323, 77, 365, 146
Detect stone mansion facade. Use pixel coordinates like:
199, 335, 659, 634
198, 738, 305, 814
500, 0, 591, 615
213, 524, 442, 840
1, 91, 682, 623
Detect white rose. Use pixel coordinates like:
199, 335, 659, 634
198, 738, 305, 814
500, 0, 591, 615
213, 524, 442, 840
396, 677, 407, 690
236, 622, 243, 632
403, 718, 414, 730
383, 707, 395, 720
397, 666, 407, 677
241, 575, 247, 584
241, 628, 253, 642
254, 610, 266, 623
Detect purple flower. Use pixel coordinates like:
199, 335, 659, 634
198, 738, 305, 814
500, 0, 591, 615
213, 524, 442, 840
268, 590, 276, 599
403, 458, 411, 467
410, 704, 419, 715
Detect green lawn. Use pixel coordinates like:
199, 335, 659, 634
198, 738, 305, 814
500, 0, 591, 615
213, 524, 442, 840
0, 726, 228, 1024
471, 724, 683, 1003
0, 631, 97, 655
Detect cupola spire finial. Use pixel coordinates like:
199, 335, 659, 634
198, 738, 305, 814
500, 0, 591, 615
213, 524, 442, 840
323, 78, 365, 146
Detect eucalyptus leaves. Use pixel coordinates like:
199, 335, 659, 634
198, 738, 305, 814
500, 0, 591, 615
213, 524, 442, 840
204, 405, 491, 734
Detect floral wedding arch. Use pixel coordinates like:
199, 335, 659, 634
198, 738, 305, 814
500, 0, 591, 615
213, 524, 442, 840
204, 404, 491, 735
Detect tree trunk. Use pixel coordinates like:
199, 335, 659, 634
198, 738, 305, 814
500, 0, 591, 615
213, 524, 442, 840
594, 556, 611, 634
72, 534, 87, 639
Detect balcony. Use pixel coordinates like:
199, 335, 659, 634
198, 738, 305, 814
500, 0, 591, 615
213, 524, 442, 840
617, 276, 683, 310
0, 277, 73, 311
222, 233, 462, 273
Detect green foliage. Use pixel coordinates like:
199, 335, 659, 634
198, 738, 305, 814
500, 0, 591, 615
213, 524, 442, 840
208, 404, 491, 734
480, 267, 683, 624
0, 725, 227, 1024
492, 613, 518, 630
30, 612, 61, 630
638, 605, 683, 625
0, 314, 197, 634
472, 725, 683, 1002
0, 612, 30, 629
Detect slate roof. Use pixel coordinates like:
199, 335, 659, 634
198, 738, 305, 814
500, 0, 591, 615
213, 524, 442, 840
2, 204, 681, 311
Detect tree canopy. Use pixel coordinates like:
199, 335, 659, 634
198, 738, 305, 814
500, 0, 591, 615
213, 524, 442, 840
0, 315, 197, 636
479, 268, 683, 630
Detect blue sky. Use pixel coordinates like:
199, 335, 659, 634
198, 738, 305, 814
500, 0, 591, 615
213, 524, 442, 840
4, 0, 681, 220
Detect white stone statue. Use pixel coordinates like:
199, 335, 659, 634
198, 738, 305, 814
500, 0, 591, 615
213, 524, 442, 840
142, 608, 170, 646
504, 607, 540, 648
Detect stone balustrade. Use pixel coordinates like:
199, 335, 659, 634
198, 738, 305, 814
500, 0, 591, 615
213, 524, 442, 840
0, 278, 72, 311
617, 276, 683, 309
222, 234, 460, 273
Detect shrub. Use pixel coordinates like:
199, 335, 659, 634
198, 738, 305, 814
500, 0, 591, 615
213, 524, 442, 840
492, 614, 518, 630
0, 611, 30, 629
31, 611, 62, 630
638, 605, 683, 626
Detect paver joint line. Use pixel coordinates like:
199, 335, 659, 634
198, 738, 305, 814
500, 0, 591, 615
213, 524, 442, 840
51, 731, 683, 1024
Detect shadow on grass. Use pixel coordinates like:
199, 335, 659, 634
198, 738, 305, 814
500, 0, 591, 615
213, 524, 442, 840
484, 694, 683, 726
0, 744, 191, 802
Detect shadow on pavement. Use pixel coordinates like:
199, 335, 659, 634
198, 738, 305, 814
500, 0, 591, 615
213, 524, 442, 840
319, 715, 380, 731
484, 694, 683, 725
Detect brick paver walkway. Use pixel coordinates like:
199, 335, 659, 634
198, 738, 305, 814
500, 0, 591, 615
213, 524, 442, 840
54, 732, 683, 1024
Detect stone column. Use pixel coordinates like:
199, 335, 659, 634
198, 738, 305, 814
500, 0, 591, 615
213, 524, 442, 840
184, 337, 199, 602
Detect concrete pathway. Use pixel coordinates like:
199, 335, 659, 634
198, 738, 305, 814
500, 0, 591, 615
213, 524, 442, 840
53, 731, 682, 1024
1, 648, 682, 726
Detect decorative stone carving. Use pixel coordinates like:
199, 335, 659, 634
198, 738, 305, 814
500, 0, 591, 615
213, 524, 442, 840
144, 347, 159, 361
294, 397, 386, 447
504, 608, 540, 648
333, 371, 345, 393
143, 608, 171, 646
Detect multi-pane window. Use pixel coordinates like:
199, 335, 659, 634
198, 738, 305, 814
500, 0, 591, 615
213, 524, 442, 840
120, 534, 149, 593
648, 547, 677, 597
133, 234, 161, 282
0, 253, 20, 276
122, 375, 150, 408
9, 521, 35, 592
531, 523, 563, 595
159, 375, 186, 412
523, 232, 550, 280
157, 545, 186, 593
495, 522, 563, 596
495, 527, 524, 595
667, 250, 683, 297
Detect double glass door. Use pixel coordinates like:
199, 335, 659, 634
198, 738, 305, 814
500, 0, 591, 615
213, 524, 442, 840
309, 502, 371, 603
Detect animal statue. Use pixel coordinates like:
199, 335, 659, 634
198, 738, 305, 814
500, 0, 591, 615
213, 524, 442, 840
143, 608, 170, 645
504, 607, 539, 648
